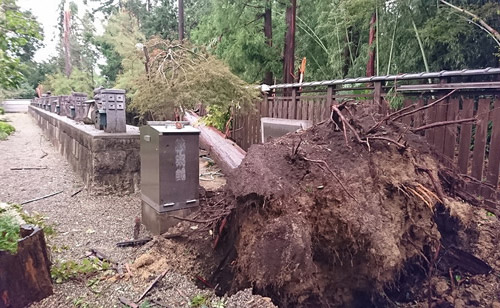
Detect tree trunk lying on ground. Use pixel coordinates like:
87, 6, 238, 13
184, 111, 246, 176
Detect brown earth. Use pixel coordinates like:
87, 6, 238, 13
205, 104, 500, 307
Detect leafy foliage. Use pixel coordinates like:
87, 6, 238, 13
41, 69, 94, 96
0, 214, 20, 253
51, 258, 111, 283
130, 38, 259, 120
0, 121, 15, 140
0, 0, 42, 88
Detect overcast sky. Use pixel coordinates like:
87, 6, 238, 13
18, 0, 104, 63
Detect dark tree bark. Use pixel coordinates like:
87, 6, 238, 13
178, 0, 185, 41
0, 226, 53, 308
263, 1, 273, 85
366, 12, 376, 77
283, 0, 297, 88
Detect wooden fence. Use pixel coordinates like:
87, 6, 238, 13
228, 74, 500, 207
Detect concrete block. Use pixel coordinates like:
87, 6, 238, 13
141, 201, 199, 235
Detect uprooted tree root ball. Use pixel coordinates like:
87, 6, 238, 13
206, 103, 499, 307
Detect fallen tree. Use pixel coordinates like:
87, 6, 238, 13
202, 100, 499, 307
184, 111, 246, 176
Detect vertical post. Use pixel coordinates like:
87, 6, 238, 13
291, 87, 297, 119
374, 81, 386, 114
327, 86, 334, 119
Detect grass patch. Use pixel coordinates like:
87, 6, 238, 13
0, 122, 15, 140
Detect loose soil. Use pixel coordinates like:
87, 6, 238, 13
207, 104, 500, 307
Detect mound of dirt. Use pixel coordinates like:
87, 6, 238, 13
211, 104, 499, 307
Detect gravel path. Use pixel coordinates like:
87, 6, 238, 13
0, 113, 274, 308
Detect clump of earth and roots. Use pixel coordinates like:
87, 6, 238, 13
168, 102, 500, 308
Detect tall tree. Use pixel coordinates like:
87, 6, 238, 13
283, 0, 296, 85
178, 0, 185, 41
263, 0, 273, 84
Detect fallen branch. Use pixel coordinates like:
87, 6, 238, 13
70, 189, 83, 197
136, 269, 169, 302
391, 89, 458, 122
116, 237, 153, 247
303, 157, 358, 202
411, 118, 476, 133
20, 190, 64, 205
10, 167, 47, 170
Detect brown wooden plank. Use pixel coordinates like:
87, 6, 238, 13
414, 98, 425, 128
471, 98, 490, 181
290, 90, 297, 119
443, 98, 459, 162
433, 98, 448, 155
268, 98, 273, 117
457, 97, 474, 174
320, 98, 327, 122
296, 99, 302, 119
485, 97, 500, 188
308, 99, 315, 123
277, 98, 282, 118
314, 99, 321, 124
401, 99, 412, 126
302, 99, 308, 120
425, 99, 437, 145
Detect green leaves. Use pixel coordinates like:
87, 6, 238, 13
0, 214, 20, 254
0, 0, 42, 89
50, 258, 111, 284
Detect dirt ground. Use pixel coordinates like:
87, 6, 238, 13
208, 104, 500, 307
0, 113, 266, 308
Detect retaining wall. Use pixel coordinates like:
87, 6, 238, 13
29, 106, 140, 194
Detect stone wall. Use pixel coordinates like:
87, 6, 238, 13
29, 106, 140, 194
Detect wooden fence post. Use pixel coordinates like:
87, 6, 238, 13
374, 81, 387, 114
291, 87, 297, 119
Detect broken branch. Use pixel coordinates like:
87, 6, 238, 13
411, 118, 476, 133
391, 89, 458, 122
331, 105, 364, 144
136, 269, 169, 303
20, 190, 64, 205
116, 237, 153, 247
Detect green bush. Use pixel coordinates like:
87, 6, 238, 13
0, 122, 15, 140
0, 215, 20, 254
0, 107, 4, 115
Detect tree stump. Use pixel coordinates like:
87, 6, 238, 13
0, 225, 53, 308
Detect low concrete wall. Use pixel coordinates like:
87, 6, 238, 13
1, 99, 31, 113
29, 106, 140, 194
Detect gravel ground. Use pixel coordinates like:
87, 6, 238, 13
0, 113, 273, 308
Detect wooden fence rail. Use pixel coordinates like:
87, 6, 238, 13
228, 77, 500, 206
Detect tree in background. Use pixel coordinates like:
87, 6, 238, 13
0, 0, 42, 92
